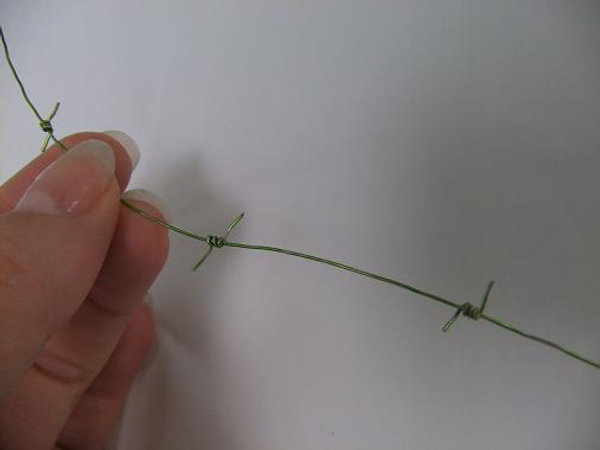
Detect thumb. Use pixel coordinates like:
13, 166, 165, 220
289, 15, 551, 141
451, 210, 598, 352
0, 139, 121, 399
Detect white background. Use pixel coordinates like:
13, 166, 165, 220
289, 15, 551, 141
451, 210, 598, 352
1, 1, 599, 449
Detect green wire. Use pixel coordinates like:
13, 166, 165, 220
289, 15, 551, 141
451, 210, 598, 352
121, 197, 600, 371
1, 25, 598, 372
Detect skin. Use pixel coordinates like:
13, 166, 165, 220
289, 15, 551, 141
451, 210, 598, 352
0, 133, 170, 449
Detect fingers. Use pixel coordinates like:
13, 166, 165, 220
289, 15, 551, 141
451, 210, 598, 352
0, 139, 122, 398
0, 193, 169, 449
0, 131, 138, 214
0, 131, 140, 398
0, 306, 155, 450
0, 130, 169, 449
89, 191, 170, 316
56, 305, 155, 450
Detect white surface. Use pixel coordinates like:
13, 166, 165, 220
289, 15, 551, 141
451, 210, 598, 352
1, 1, 599, 449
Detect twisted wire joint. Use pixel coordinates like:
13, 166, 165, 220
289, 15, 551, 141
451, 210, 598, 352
442, 281, 494, 332
39, 119, 53, 133
192, 212, 245, 271
206, 235, 226, 248
39, 102, 61, 152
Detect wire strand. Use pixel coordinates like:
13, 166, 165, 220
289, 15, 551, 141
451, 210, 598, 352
1, 25, 598, 371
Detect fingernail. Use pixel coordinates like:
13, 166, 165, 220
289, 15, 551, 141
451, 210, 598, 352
122, 189, 171, 222
15, 139, 116, 216
103, 130, 140, 170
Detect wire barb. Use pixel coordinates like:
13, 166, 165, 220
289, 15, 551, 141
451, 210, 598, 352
192, 212, 245, 271
39, 120, 53, 133
39, 102, 60, 152
0, 27, 64, 153
442, 280, 494, 332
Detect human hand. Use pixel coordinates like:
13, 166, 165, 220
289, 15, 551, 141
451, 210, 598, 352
0, 132, 170, 449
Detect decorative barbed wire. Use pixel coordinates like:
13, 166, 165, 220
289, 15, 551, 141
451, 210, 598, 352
2, 26, 598, 371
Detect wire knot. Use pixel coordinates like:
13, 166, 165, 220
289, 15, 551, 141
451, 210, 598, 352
459, 302, 481, 320
192, 212, 245, 271
442, 281, 495, 332
206, 235, 225, 248
39, 119, 53, 133
38, 103, 61, 152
